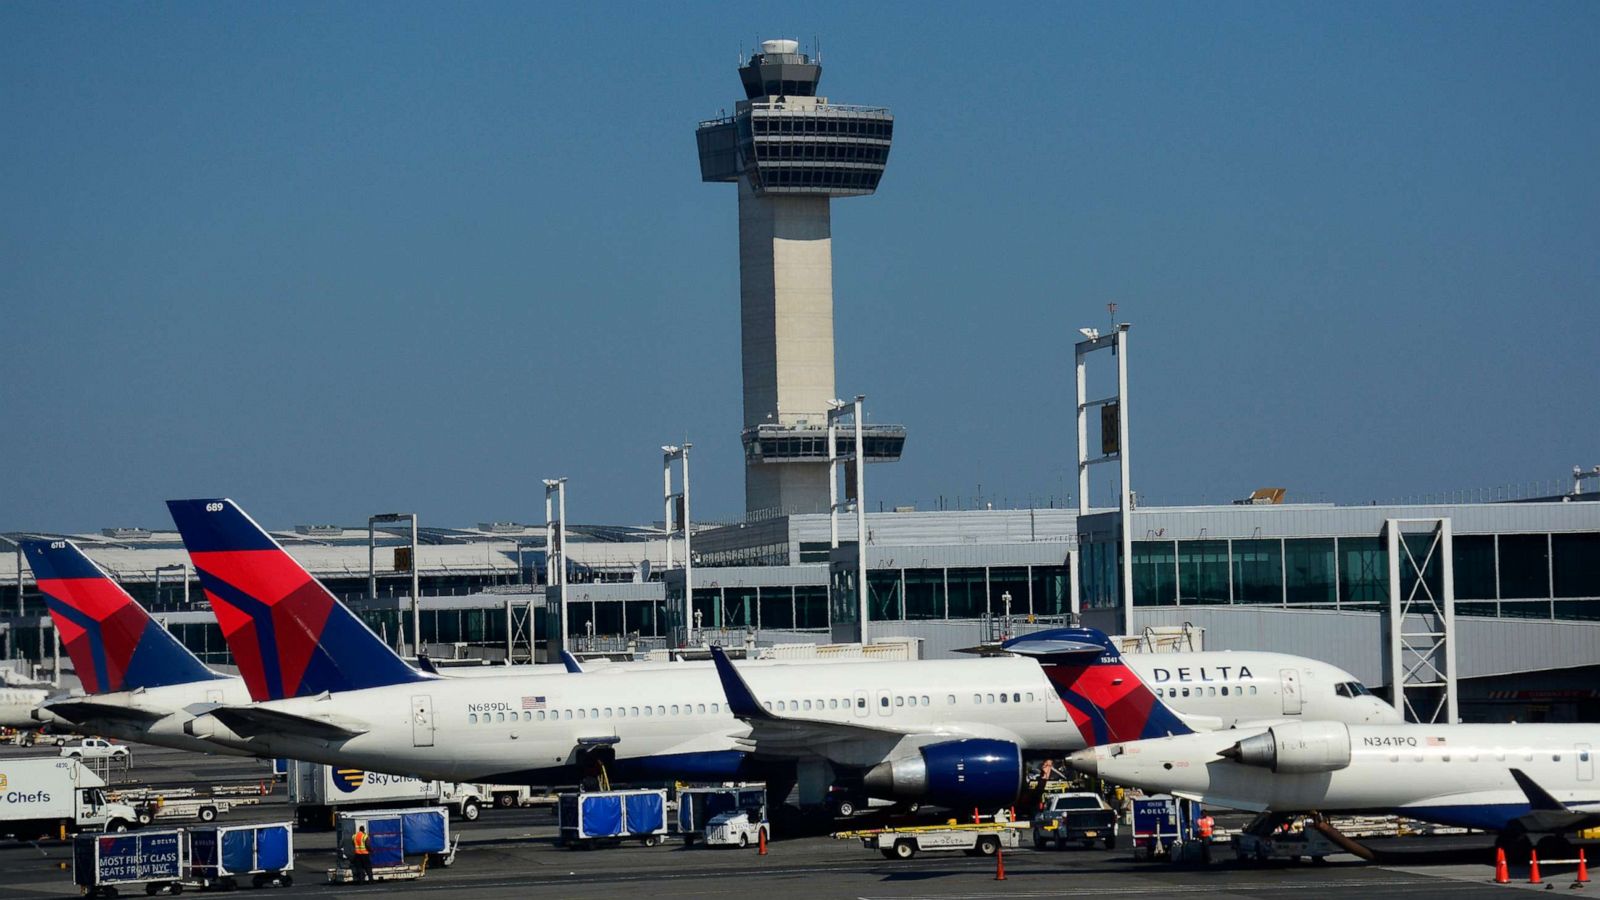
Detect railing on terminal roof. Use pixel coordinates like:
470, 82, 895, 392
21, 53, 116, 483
697, 103, 893, 129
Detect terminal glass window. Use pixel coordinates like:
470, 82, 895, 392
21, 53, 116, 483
1338, 537, 1387, 608
1552, 533, 1600, 598
946, 568, 987, 618
624, 600, 664, 637
1031, 564, 1069, 616
868, 570, 904, 621
1554, 599, 1600, 621
794, 585, 829, 629
903, 568, 945, 619
591, 601, 624, 636
1453, 535, 1498, 600
566, 602, 594, 638
1232, 539, 1283, 605
1498, 534, 1551, 599
1284, 539, 1336, 604
989, 568, 1029, 616
1177, 541, 1230, 605
724, 587, 757, 628
759, 587, 795, 630
1132, 541, 1177, 606
692, 588, 723, 628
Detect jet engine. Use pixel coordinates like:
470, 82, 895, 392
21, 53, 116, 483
862, 739, 1023, 807
1221, 721, 1352, 774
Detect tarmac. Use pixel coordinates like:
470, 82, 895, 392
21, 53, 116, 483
0, 742, 1586, 899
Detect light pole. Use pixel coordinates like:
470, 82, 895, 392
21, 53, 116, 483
543, 478, 569, 652
663, 444, 693, 645
827, 395, 869, 644
368, 513, 420, 657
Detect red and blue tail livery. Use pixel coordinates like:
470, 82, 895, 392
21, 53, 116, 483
1004, 627, 1195, 745
22, 539, 222, 693
166, 498, 427, 702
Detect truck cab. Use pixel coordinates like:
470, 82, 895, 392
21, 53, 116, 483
1031, 792, 1117, 850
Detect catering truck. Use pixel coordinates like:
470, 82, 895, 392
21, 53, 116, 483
288, 761, 486, 829
0, 757, 143, 839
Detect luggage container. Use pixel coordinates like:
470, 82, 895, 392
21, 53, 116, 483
73, 829, 187, 898
675, 784, 767, 845
189, 822, 294, 889
558, 789, 668, 848
1131, 796, 1199, 861
328, 807, 455, 883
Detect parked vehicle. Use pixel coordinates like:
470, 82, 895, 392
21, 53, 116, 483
73, 828, 185, 897
557, 790, 668, 849
704, 810, 770, 849
676, 785, 767, 845
1031, 792, 1117, 850
0, 757, 142, 839
189, 821, 295, 889
286, 761, 485, 829
841, 822, 1022, 860
60, 738, 131, 762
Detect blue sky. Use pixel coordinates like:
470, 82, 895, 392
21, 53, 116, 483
3, 2, 1596, 532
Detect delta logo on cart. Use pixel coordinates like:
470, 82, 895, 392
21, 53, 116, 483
332, 768, 368, 793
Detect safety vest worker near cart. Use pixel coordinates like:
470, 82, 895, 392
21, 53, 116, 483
350, 824, 373, 884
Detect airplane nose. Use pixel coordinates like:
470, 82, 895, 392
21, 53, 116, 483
1066, 749, 1098, 776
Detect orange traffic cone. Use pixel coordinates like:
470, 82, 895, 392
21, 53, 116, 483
995, 846, 1006, 881
758, 827, 767, 856
973, 807, 981, 824
1576, 848, 1589, 886
1495, 847, 1510, 884
1531, 850, 1543, 885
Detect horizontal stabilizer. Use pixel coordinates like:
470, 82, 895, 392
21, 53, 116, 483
208, 704, 368, 741
1001, 637, 1107, 660
42, 699, 168, 725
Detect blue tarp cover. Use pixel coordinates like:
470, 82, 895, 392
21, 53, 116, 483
368, 817, 404, 867
221, 829, 254, 873
580, 795, 623, 837
400, 810, 447, 854
256, 825, 291, 871
624, 793, 664, 834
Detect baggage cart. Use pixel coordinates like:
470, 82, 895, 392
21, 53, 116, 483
838, 821, 1022, 860
328, 807, 455, 883
558, 789, 668, 849
675, 784, 767, 845
189, 821, 295, 889
73, 829, 187, 898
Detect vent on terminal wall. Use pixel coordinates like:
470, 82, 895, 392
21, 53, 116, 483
100, 527, 152, 539
295, 524, 343, 536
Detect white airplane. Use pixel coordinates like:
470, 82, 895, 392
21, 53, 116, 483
169, 498, 1399, 810
1070, 718, 1600, 856
0, 683, 51, 730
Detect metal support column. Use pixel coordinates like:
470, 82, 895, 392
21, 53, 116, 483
662, 446, 693, 645
1075, 321, 1134, 633
1385, 517, 1458, 724
827, 396, 869, 644
543, 479, 568, 653
368, 512, 420, 656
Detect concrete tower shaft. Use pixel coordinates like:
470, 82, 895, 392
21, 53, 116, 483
697, 40, 904, 516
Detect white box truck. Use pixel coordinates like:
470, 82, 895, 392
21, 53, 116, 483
0, 757, 143, 839
287, 761, 485, 829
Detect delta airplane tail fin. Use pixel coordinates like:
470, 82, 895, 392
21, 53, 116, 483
21, 539, 220, 693
1004, 626, 1195, 744
167, 498, 427, 701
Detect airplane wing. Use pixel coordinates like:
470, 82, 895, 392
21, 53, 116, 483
1509, 768, 1600, 834
708, 646, 966, 753
41, 699, 169, 725
206, 705, 369, 741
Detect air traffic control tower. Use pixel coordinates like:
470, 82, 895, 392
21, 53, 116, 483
697, 39, 906, 516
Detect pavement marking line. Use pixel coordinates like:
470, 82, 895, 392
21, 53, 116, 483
852, 877, 1468, 899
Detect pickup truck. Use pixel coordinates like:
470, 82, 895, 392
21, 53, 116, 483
1031, 792, 1117, 850
59, 739, 131, 762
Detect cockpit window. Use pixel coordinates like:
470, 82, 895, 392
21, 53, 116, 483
1335, 681, 1372, 698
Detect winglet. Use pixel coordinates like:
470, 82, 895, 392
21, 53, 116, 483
708, 646, 773, 721
559, 650, 585, 674
1510, 768, 1567, 812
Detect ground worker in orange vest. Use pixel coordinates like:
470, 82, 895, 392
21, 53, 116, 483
1197, 811, 1216, 841
350, 824, 373, 884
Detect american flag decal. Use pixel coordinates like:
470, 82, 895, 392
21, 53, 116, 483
522, 696, 546, 710
1427, 736, 1447, 746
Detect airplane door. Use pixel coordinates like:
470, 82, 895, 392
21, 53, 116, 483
206, 689, 224, 704
1579, 744, 1594, 782
853, 690, 869, 719
1279, 669, 1302, 715
875, 689, 892, 718
411, 695, 435, 747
